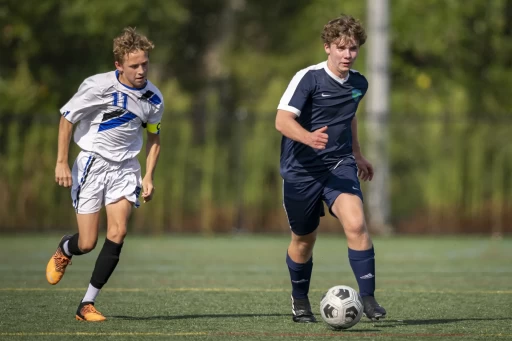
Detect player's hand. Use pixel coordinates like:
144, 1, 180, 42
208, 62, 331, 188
354, 154, 374, 181
141, 177, 155, 203
55, 162, 72, 187
307, 126, 329, 150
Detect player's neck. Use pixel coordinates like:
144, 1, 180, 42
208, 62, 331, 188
326, 60, 349, 79
118, 73, 136, 88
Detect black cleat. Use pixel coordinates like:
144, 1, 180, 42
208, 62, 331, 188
362, 296, 387, 321
291, 296, 317, 323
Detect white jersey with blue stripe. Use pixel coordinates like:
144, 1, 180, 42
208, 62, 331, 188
60, 70, 164, 162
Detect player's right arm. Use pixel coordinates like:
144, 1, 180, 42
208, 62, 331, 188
275, 68, 328, 150
275, 110, 328, 150
55, 116, 73, 187
56, 76, 102, 187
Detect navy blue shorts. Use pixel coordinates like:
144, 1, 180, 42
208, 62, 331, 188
282, 157, 363, 236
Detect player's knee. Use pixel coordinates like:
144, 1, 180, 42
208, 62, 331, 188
343, 218, 367, 237
107, 224, 127, 243
291, 232, 316, 256
78, 239, 97, 253
291, 241, 314, 259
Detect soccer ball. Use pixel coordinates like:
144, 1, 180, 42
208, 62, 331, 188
319, 285, 363, 329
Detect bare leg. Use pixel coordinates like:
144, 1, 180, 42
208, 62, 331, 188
76, 199, 131, 322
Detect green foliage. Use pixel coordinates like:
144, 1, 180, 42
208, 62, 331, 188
0, 0, 511, 232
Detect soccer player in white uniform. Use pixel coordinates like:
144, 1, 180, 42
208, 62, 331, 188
46, 27, 163, 322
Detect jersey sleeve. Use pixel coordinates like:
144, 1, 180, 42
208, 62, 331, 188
277, 70, 314, 116
146, 99, 164, 135
362, 76, 369, 98
60, 77, 104, 123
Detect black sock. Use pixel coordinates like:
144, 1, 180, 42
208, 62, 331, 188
89, 238, 123, 290
65, 233, 86, 256
348, 246, 376, 297
286, 252, 313, 299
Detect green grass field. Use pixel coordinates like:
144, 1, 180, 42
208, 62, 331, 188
0, 234, 511, 340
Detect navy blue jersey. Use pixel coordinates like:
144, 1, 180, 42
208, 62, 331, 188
278, 61, 368, 182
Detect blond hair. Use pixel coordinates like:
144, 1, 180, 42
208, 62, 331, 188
113, 27, 155, 63
321, 15, 367, 46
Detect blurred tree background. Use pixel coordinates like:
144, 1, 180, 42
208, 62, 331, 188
0, 0, 511, 234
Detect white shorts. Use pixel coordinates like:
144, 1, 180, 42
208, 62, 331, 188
71, 151, 142, 214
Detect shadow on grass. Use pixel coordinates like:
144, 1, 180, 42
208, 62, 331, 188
111, 314, 383, 333
369, 317, 512, 328
111, 313, 289, 320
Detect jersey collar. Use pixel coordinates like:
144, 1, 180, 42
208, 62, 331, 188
323, 61, 350, 85
115, 70, 148, 90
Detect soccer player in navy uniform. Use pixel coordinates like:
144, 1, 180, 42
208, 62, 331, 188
46, 27, 163, 321
276, 14, 387, 322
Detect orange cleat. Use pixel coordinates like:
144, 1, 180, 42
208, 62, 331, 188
46, 235, 72, 285
75, 302, 106, 322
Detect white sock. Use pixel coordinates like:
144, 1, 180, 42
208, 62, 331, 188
82, 284, 101, 303
62, 240, 72, 257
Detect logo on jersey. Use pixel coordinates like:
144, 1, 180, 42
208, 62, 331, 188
352, 89, 363, 103
141, 90, 162, 106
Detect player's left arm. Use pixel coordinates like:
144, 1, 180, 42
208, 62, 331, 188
142, 98, 163, 203
351, 116, 374, 181
142, 131, 160, 203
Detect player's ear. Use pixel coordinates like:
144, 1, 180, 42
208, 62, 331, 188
114, 60, 123, 72
324, 43, 331, 55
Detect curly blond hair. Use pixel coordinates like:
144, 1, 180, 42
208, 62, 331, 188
321, 15, 367, 46
113, 27, 155, 63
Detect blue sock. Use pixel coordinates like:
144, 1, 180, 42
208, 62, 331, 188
286, 252, 313, 299
348, 246, 376, 297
